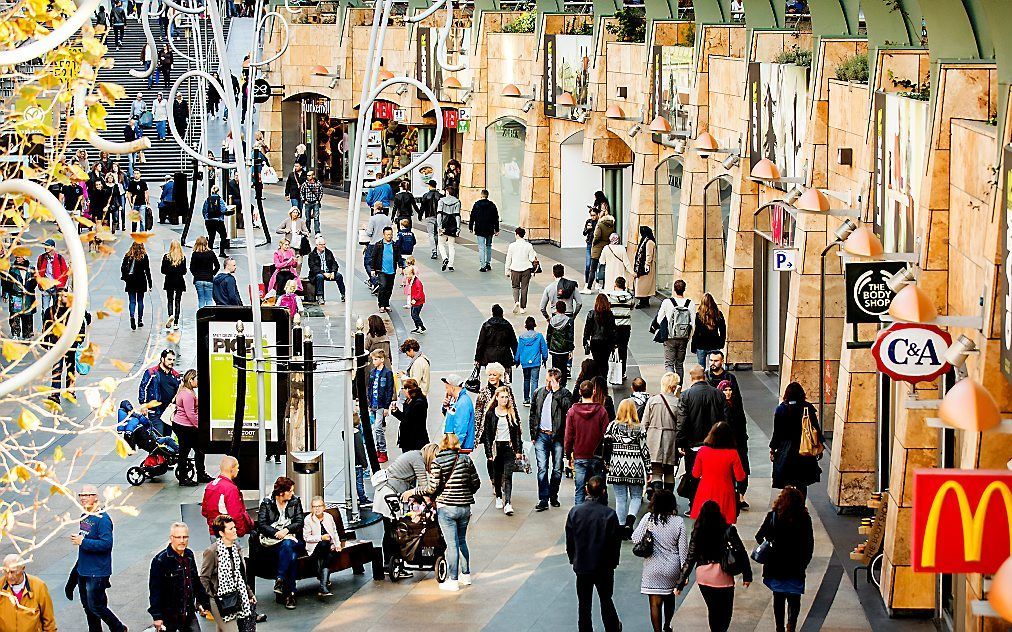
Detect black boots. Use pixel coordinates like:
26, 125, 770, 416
622, 515, 636, 540
130, 316, 136, 330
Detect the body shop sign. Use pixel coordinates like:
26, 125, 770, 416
871, 322, 952, 383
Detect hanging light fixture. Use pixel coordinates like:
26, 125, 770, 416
749, 158, 781, 181
311, 65, 331, 76
501, 83, 522, 97
557, 92, 577, 106
888, 284, 938, 323
648, 115, 672, 133
795, 187, 832, 212
443, 76, 462, 89
841, 226, 884, 257
605, 104, 626, 119
378, 68, 394, 81
938, 378, 1001, 432
693, 131, 719, 152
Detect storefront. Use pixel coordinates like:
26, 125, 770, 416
485, 116, 526, 227
752, 200, 795, 371
653, 156, 683, 294
280, 92, 343, 184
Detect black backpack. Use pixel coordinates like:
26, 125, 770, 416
441, 212, 458, 236
556, 278, 577, 301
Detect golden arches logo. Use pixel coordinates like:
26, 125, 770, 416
920, 481, 1012, 569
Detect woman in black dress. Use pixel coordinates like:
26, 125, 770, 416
161, 239, 187, 330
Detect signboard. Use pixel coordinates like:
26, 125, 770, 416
747, 61, 809, 188
912, 469, 1012, 574
1001, 145, 1012, 382
871, 322, 952, 384
844, 260, 908, 324
457, 120, 469, 134
458, 108, 471, 121
543, 34, 592, 120
416, 27, 441, 99
252, 78, 270, 104
410, 150, 441, 197
871, 91, 886, 238
772, 249, 796, 272
393, 108, 407, 122
651, 44, 693, 125
301, 99, 329, 115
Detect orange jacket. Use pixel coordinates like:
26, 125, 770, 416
0, 574, 57, 632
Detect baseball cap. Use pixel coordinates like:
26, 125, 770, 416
441, 374, 464, 387
43, 238, 56, 247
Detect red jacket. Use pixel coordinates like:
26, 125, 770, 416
200, 475, 254, 536
409, 277, 425, 305
36, 252, 69, 289
564, 402, 609, 460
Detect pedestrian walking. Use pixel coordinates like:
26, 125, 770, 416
399, 338, 430, 396
364, 177, 393, 210
121, 241, 152, 330
441, 374, 476, 451
529, 368, 571, 511
392, 180, 418, 229
122, 118, 142, 176
771, 382, 825, 499
716, 375, 750, 510
675, 500, 752, 632
650, 279, 696, 381
200, 456, 255, 538
152, 92, 169, 140
505, 227, 537, 312
202, 186, 228, 256
546, 300, 575, 387
474, 304, 518, 377
608, 277, 635, 380
256, 477, 305, 610
370, 226, 403, 312
158, 44, 173, 87
44, 291, 90, 399
756, 486, 814, 632
641, 372, 681, 493
630, 377, 650, 418
566, 475, 623, 632
300, 171, 324, 235
199, 515, 258, 631
161, 239, 186, 330
303, 496, 343, 597
395, 218, 416, 259
691, 421, 746, 524
148, 522, 210, 632
437, 186, 461, 271
207, 73, 221, 118
582, 207, 599, 289
364, 202, 392, 289
691, 292, 726, 367
583, 294, 617, 380
110, 0, 126, 49
599, 233, 632, 291
0, 554, 57, 632
674, 366, 724, 507
70, 484, 127, 632
565, 380, 609, 505
404, 265, 425, 333
3, 252, 37, 340
540, 264, 583, 318
127, 169, 150, 230
633, 225, 657, 308
172, 92, 189, 139
390, 378, 429, 451
481, 385, 523, 516
604, 398, 650, 537
190, 236, 220, 309
631, 489, 687, 632
515, 316, 549, 405
212, 257, 243, 306
367, 349, 394, 463
473, 362, 516, 481
36, 239, 69, 312
172, 369, 212, 485
586, 194, 615, 293
275, 206, 312, 258
469, 189, 499, 271
139, 348, 180, 434
307, 236, 345, 304
284, 163, 307, 210
419, 179, 442, 259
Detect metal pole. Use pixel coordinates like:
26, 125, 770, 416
230, 327, 248, 458
304, 334, 315, 451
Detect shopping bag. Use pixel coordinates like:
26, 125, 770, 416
607, 349, 623, 385
798, 405, 824, 458
260, 165, 279, 184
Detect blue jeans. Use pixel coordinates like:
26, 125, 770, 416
585, 244, 593, 285
574, 458, 603, 505
155, 119, 166, 140
370, 408, 386, 453
534, 431, 564, 503
611, 483, 644, 520
356, 465, 369, 504
476, 235, 492, 269
522, 366, 540, 403
128, 291, 145, 321
195, 281, 213, 309
78, 576, 126, 632
313, 272, 345, 300
410, 305, 424, 329
127, 151, 136, 177
274, 538, 301, 594
436, 505, 471, 580
304, 201, 321, 234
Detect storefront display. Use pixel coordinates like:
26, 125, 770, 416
485, 117, 526, 227
544, 34, 592, 120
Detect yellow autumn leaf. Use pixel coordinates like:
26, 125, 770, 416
103, 296, 125, 313
166, 330, 181, 344
36, 275, 57, 290
2, 340, 29, 362
50, 485, 65, 496
67, 164, 88, 181
118, 505, 139, 517
95, 310, 109, 320
130, 231, 154, 244
110, 359, 131, 372
87, 103, 107, 131
17, 409, 40, 431
0, 259, 9, 273
114, 438, 131, 459
75, 215, 95, 228
51, 321, 65, 338
14, 465, 31, 482
99, 377, 117, 393
97, 82, 125, 104
10, 246, 30, 258
53, 446, 64, 463
64, 391, 77, 405
67, 115, 90, 141
42, 398, 62, 414
103, 485, 122, 501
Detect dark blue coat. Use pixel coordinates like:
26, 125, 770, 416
77, 512, 114, 577
148, 545, 210, 625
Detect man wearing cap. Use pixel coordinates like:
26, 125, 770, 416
36, 239, 69, 311
419, 179, 443, 260
441, 374, 475, 451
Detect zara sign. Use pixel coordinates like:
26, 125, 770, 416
871, 323, 952, 384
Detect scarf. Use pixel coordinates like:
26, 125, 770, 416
634, 237, 654, 275
214, 540, 251, 622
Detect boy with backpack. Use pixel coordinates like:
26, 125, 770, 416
649, 278, 695, 382
546, 300, 575, 388
395, 217, 416, 256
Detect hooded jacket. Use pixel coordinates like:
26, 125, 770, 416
474, 316, 518, 367
564, 402, 609, 460
547, 312, 575, 354
212, 272, 242, 305
437, 195, 461, 236
591, 214, 616, 259
515, 330, 549, 368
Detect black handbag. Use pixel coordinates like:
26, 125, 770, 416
751, 513, 775, 564
720, 527, 744, 576
676, 472, 698, 499
214, 549, 243, 618
632, 528, 654, 558
464, 365, 481, 393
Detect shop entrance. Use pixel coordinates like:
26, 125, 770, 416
485, 117, 527, 227
753, 201, 796, 372
560, 131, 599, 247
653, 157, 684, 295
603, 165, 632, 240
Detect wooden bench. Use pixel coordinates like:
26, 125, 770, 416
259, 264, 316, 303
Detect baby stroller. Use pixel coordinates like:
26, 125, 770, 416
383, 495, 448, 583
116, 401, 191, 486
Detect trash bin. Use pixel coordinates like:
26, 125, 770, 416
287, 450, 324, 502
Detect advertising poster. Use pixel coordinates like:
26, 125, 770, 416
415, 27, 441, 99
652, 45, 694, 123
544, 34, 592, 119
880, 93, 927, 253
748, 62, 809, 183
207, 320, 279, 443
411, 150, 442, 197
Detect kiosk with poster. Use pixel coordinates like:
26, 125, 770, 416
411, 151, 442, 196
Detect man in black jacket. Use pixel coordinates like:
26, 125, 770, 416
474, 303, 518, 379
529, 368, 572, 511
565, 475, 622, 632
468, 189, 500, 272
419, 179, 442, 259
212, 258, 243, 306
172, 93, 189, 140
110, 0, 127, 49
369, 227, 403, 311
676, 366, 725, 503
391, 180, 418, 229
285, 163, 307, 211
307, 235, 345, 304
148, 522, 210, 632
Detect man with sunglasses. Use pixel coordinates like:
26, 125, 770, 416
70, 484, 126, 632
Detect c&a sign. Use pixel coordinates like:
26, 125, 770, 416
871, 322, 952, 384
912, 469, 1012, 574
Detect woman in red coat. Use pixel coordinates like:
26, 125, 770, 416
691, 421, 746, 524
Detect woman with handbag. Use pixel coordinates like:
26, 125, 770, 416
690, 421, 746, 524
754, 486, 813, 632
480, 386, 523, 516
256, 476, 305, 610
676, 500, 752, 632
200, 515, 257, 632
472, 362, 516, 478
641, 372, 681, 492
599, 233, 633, 291
604, 398, 650, 538
121, 241, 152, 330
690, 293, 727, 367
303, 496, 343, 597
582, 294, 617, 380
161, 239, 187, 330
390, 378, 429, 452
633, 226, 657, 308
631, 489, 686, 632
276, 207, 312, 257
770, 382, 825, 499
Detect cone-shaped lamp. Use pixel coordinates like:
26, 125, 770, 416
750, 158, 781, 180
939, 378, 1001, 432
605, 104, 626, 119
443, 76, 462, 89
311, 65, 331, 76
888, 284, 938, 323
649, 115, 672, 133
795, 187, 831, 212
694, 131, 719, 152
841, 226, 884, 257
501, 83, 521, 97
378, 68, 394, 81
557, 92, 576, 106
990, 557, 1012, 623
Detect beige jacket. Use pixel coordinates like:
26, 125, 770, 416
303, 511, 340, 549
406, 353, 431, 396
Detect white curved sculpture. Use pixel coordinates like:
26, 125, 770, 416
0, 0, 102, 66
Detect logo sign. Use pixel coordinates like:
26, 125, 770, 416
458, 108, 471, 121
301, 99, 329, 115
1001, 145, 1012, 382
457, 119, 469, 134
871, 322, 952, 383
393, 108, 407, 122
252, 79, 270, 104
912, 469, 1012, 574
772, 249, 796, 272
845, 260, 907, 324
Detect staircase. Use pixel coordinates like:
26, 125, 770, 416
69, 14, 231, 177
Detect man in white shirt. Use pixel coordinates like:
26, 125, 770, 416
650, 278, 696, 381
364, 202, 391, 292
504, 227, 538, 314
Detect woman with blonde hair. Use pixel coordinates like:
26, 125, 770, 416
161, 239, 187, 330
172, 369, 210, 485
690, 292, 726, 367
604, 398, 650, 537
480, 385, 523, 515
276, 205, 312, 257
642, 371, 681, 492
121, 241, 152, 330
473, 361, 517, 482
267, 238, 300, 295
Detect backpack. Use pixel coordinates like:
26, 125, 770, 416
441, 211, 458, 236
671, 298, 693, 340
556, 278, 577, 301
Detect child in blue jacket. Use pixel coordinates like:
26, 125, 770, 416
367, 349, 395, 462
514, 316, 549, 405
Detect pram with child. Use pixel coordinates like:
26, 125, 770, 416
116, 400, 191, 486
382, 493, 448, 583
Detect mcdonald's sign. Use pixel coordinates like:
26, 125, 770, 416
912, 469, 1012, 574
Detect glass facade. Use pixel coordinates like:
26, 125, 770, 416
654, 157, 683, 295
485, 117, 526, 227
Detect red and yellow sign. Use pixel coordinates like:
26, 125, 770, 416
912, 469, 1012, 574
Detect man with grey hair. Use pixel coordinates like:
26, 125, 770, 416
148, 522, 209, 631
308, 235, 345, 304
0, 554, 56, 631
71, 483, 126, 632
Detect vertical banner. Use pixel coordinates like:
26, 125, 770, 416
871, 90, 886, 238
544, 34, 557, 118
1001, 145, 1012, 382
415, 27, 441, 99
747, 62, 761, 172
651, 45, 662, 120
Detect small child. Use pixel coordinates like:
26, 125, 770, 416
352, 412, 371, 507
278, 279, 303, 318
404, 493, 432, 523
395, 218, 416, 256
405, 265, 425, 334
401, 255, 417, 308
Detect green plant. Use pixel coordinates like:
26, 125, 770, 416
887, 70, 929, 100
834, 52, 868, 83
773, 44, 812, 67
605, 7, 646, 43
502, 9, 536, 33
563, 17, 593, 36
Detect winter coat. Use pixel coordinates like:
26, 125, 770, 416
121, 254, 152, 293
771, 401, 824, 489
139, 364, 180, 418
307, 247, 339, 278
392, 190, 418, 221
675, 381, 725, 451
566, 496, 621, 574
481, 406, 523, 460
189, 250, 219, 283
256, 496, 305, 542
583, 310, 617, 349
148, 545, 210, 626
474, 380, 517, 442
419, 189, 442, 219
285, 169, 307, 199
633, 237, 657, 298
469, 198, 500, 237
642, 393, 680, 466
591, 214, 616, 259
391, 396, 429, 451
161, 255, 187, 292
599, 243, 632, 290
546, 312, 575, 355
437, 195, 462, 236
212, 272, 242, 306
408, 276, 425, 305
442, 390, 476, 450
603, 421, 650, 486
367, 366, 395, 409
755, 509, 814, 582
201, 475, 254, 536
36, 252, 70, 289
515, 330, 549, 368
369, 239, 403, 274
691, 312, 727, 353
474, 316, 518, 368
0, 574, 56, 632
77, 511, 114, 577
415, 449, 481, 507
564, 402, 609, 460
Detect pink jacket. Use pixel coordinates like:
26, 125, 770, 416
268, 248, 302, 293
172, 388, 198, 428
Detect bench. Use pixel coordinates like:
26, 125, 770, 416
259, 264, 316, 303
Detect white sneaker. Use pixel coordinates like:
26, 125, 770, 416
579, 287, 593, 294
459, 573, 472, 586
512, 301, 521, 314
495, 497, 504, 509
439, 579, 459, 592
504, 503, 514, 516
